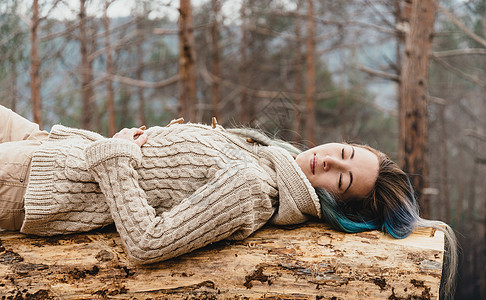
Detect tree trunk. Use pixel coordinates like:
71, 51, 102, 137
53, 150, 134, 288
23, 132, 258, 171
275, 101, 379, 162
455, 145, 464, 232
136, 17, 146, 126
0, 222, 445, 299
239, 1, 249, 125
10, 60, 18, 112
292, 0, 304, 143
178, 0, 197, 121
103, 3, 116, 137
437, 104, 449, 222
339, 78, 347, 141
79, 0, 95, 130
210, 0, 221, 121
30, 0, 42, 128
304, 0, 316, 148
398, 0, 438, 218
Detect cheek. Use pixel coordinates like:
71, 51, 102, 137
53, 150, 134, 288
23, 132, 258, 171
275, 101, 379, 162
313, 174, 335, 192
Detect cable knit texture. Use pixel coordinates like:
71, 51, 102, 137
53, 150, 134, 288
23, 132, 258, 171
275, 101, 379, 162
20, 123, 321, 263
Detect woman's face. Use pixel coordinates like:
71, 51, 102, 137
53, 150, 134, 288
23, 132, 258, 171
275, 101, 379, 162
295, 143, 379, 201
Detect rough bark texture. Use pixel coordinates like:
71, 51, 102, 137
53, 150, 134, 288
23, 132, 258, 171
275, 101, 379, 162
0, 222, 444, 299
30, 0, 42, 128
239, 1, 249, 125
398, 0, 438, 218
103, 4, 116, 137
79, 0, 95, 131
304, 0, 316, 148
292, 0, 304, 143
136, 16, 146, 127
178, 0, 197, 121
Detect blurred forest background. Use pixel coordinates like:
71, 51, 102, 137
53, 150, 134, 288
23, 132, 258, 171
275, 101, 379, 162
0, 0, 485, 299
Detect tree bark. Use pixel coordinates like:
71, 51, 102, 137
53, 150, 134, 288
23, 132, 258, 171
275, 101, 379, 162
210, 0, 221, 121
0, 222, 444, 299
10, 60, 18, 112
103, 2, 116, 137
79, 0, 95, 130
178, 0, 197, 121
292, 0, 304, 142
398, 0, 438, 218
437, 104, 450, 222
304, 0, 316, 147
30, 0, 42, 128
136, 17, 146, 126
239, 1, 249, 125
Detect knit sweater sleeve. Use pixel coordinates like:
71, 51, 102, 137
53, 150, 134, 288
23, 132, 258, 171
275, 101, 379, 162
85, 138, 272, 264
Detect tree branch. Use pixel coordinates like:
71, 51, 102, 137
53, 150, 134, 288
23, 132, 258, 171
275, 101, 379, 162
40, 21, 80, 42
95, 72, 179, 89
153, 28, 179, 35
433, 48, 486, 57
356, 64, 399, 81
439, 5, 486, 48
431, 55, 485, 86
465, 129, 486, 143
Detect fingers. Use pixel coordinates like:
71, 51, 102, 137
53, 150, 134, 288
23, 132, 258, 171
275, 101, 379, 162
134, 133, 148, 147
113, 127, 148, 147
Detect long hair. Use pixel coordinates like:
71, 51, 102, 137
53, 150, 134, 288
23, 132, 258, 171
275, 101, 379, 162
323, 145, 457, 299
226, 128, 457, 299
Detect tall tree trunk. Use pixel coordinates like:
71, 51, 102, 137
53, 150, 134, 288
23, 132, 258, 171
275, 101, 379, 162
480, 68, 486, 299
178, 0, 197, 121
210, 0, 221, 121
136, 17, 146, 126
30, 0, 42, 128
339, 77, 347, 140
465, 160, 478, 297
437, 104, 450, 222
304, 0, 316, 147
10, 60, 18, 112
292, 0, 304, 142
398, 0, 438, 218
239, 1, 249, 125
455, 144, 465, 232
79, 0, 94, 130
104, 3, 116, 137
119, 86, 131, 127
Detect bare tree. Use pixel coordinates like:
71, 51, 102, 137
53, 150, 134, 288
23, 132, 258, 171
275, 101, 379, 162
103, 1, 116, 136
136, 15, 146, 126
239, 0, 249, 125
292, 0, 304, 142
210, 0, 221, 121
30, 0, 42, 127
398, 0, 438, 218
178, 0, 197, 121
79, 0, 95, 130
304, 0, 316, 147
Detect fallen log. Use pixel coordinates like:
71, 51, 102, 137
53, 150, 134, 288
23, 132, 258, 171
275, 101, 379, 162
0, 222, 444, 299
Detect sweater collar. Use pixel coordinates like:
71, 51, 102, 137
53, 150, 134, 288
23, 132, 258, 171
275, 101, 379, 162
258, 146, 322, 225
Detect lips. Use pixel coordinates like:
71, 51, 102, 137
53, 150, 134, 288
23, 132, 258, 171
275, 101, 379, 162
311, 154, 316, 175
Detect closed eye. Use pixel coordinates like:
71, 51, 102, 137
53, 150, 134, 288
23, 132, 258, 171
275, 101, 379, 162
338, 173, 342, 188
341, 148, 344, 159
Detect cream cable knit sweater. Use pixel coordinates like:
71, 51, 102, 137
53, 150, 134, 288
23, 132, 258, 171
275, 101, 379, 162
20, 123, 321, 263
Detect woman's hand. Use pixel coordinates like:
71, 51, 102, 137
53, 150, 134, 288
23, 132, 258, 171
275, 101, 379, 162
113, 128, 148, 147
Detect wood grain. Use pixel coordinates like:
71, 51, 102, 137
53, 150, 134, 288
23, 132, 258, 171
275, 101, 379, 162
0, 222, 444, 299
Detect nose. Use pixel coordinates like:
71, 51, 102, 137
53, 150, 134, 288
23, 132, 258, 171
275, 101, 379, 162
322, 155, 346, 171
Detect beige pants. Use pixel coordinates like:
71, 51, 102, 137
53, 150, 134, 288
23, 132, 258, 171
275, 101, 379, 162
0, 105, 48, 230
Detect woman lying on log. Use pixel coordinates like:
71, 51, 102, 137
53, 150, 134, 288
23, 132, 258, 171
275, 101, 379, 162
0, 104, 456, 297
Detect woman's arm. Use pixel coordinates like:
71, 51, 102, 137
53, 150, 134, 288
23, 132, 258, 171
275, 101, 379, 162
0, 105, 48, 143
85, 135, 272, 264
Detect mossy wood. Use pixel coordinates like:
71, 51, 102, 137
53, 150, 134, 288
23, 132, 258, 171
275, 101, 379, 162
0, 222, 444, 299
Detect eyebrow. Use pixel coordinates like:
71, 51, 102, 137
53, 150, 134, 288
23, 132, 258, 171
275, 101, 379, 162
344, 171, 353, 193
